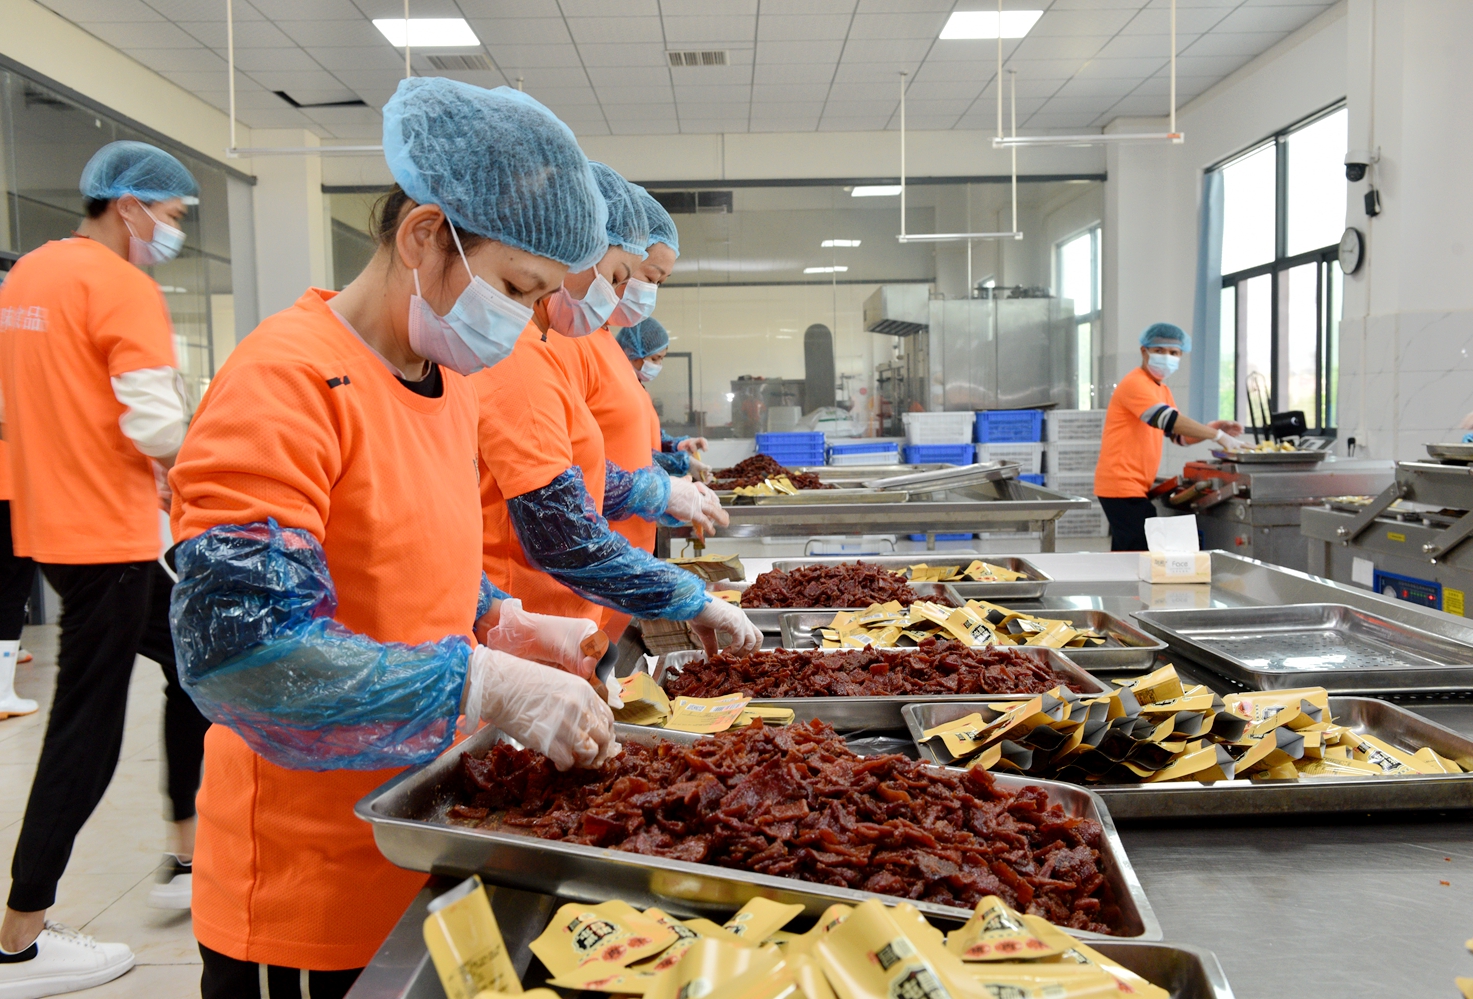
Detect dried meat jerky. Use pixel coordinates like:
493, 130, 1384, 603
741, 563, 925, 609
662, 640, 1081, 699
449, 720, 1121, 934
711, 455, 834, 491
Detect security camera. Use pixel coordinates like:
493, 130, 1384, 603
1345, 148, 1379, 182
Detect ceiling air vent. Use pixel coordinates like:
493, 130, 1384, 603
427, 53, 495, 72
667, 50, 728, 67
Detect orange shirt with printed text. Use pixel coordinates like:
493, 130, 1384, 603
170, 289, 484, 970
1093, 366, 1175, 499
473, 322, 607, 624
0, 238, 175, 562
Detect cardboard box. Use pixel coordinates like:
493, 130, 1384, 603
1138, 552, 1211, 583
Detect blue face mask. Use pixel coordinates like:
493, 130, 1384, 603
608, 277, 658, 328
1146, 351, 1180, 378
406, 225, 532, 376
544, 272, 619, 338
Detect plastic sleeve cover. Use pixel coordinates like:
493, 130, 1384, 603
660, 431, 688, 454
169, 519, 472, 771
507, 466, 709, 620
652, 449, 690, 476
477, 573, 509, 621
601, 459, 671, 522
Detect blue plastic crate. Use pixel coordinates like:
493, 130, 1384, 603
908, 533, 974, 541
1018, 473, 1045, 485
975, 409, 1045, 444
827, 441, 897, 456
903, 443, 975, 465
757, 431, 825, 448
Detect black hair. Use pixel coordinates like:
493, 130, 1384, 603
83, 196, 111, 219
369, 185, 485, 256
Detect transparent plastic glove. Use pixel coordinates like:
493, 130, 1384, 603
1214, 429, 1246, 451
467, 647, 618, 771
677, 437, 709, 454
687, 455, 713, 484
482, 598, 601, 679
690, 597, 762, 658
666, 476, 729, 535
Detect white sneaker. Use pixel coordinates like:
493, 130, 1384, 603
0, 922, 134, 999
0, 695, 37, 720
0, 642, 35, 719
146, 856, 191, 910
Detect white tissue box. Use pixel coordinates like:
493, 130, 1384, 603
1138, 552, 1211, 584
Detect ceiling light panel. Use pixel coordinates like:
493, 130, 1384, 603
821, 239, 861, 247
851, 186, 902, 197
804, 266, 848, 274
372, 18, 480, 48
939, 10, 1043, 40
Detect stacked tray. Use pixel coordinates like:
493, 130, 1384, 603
727, 579, 965, 632
645, 646, 1110, 730
778, 607, 1165, 672
1133, 603, 1473, 693
767, 555, 1053, 602
902, 696, 1473, 819
354, 723, 1162, 940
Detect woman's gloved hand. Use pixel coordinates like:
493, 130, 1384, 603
687, 455, 713, 484
676, 437, 709, 454
666, 476, 730, 535
465, 647, 619, 771
690, 597, 762, 658
1214, 429, 1247, 451
478, 598, 602, 679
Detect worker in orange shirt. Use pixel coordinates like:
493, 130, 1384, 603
0, 440, 38, 719
618, 318, 712, 483
474, 165, 754, 656
0, 140, 212, 994
166, 79, 617, 999
1093, 323, 1245, 550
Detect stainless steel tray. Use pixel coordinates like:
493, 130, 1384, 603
749, 488, 910, 505
1425, 442, 1473, 463
726, 578, 964, 632
903, 696, 1473, 820
863, 461, 1020, 492
1209, 449, 1328, 465
1132, 603, 1473, 693
1089, 942, 1236, 999
354, 723, 1161, 940
778, 608, 1164, 673
769, 555, 1053, 602
647, 646, 1110, 730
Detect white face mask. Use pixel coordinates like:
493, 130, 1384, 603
1146, 351, 1180, 379
638, 359, 662, 383
124, 201, 186, 266
608, 277, 659, 328
406, 224, 533, 377
544, 272, 619, 338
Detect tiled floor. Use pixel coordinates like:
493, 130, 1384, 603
0, 625, 200, 996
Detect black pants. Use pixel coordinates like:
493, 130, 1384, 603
7, 561, 211, 912
0, 501, 36, 641
1098, 496, 1157, 552
200, 944, 361, 999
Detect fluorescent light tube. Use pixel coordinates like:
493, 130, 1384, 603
821, 239, 862, 247
851, 185, 902, 197
804, 265, 849, 274
939, 10, 1043, 40
373, 18, 480, 48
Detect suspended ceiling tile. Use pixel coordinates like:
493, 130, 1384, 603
663, 0, 757, 14
755, 39, 845, 64
846, 12, 949, 39
457, 0, 564, 16
1184, 30, 1290, 57
1105, 93, 1178, 116
76, 19, 202, 48
839, 37, 932, 62
1172, 52, 1254, 75
817, 115, 891, 131
234, 107, 316, 128
822, 98, 896, 117
899, 97, 974, 115
1073, 56, 1170, 79
245, 0, 365, 19
300, 104, 381, 126
749, 118, 822, 133
230, 47, 323, 73
565, 16, 664, 45
828, 80, 909, 101
245, 69, 349, 91
750, 63, 837, 85
855, 0, 952, 10
756, 13, 852, 41
173, 19, 295, 49
1094, 33, 1190, 58
926, 37, 1024, 61
490, 43, 588, 70
1120, 7, 1234, 34
678, 102, 753, 119
1029, 8, 1138, 36
1130, 72, 1217, 95
134, 0, 226, 18
748, 99, 827, 114
597, 83, 672, 103
1047, 0, 1155, 7
38, 0, 163, 20
1040, 94, 1123, 114
771, 0, 860, 13
666, 64, 757, 86
1001, 57, 1091, 78
832, 60, 913, 83
559, 0, 660, 14
908, 60, 997, 83
1009, 34, 1113, 61
1218, 3, 1323, 30
602, 101, 677, 118
661, 15, 758, 45
672, 83, 753, 101
584, 65, 671, 87
469, 17, 573, 45
310, 47, 405, 72
124, 47, 224, 72
275, 20, 387, 48
578, 42, 667, 66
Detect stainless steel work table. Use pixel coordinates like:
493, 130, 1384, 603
347, 552, 1473, 998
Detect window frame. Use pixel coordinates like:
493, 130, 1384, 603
1055, 223, 1101, 409
1214, 101, 1346, 436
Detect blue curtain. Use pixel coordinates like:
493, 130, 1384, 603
1189, 170, 1224, 423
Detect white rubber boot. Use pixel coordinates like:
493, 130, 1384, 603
0, 641, 38, 719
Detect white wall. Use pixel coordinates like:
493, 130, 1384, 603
1103, 2, 1349, 478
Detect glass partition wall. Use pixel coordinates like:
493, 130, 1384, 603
0, 65, 237, 409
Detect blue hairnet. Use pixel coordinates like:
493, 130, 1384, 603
383, 77, 608, 271
171, 519, 507, 770
1140, 322, 1191, 352
79, 140, 197, 205
589, 162, 649, 259
635, 188, 680, 255
616, 317, 669, 360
